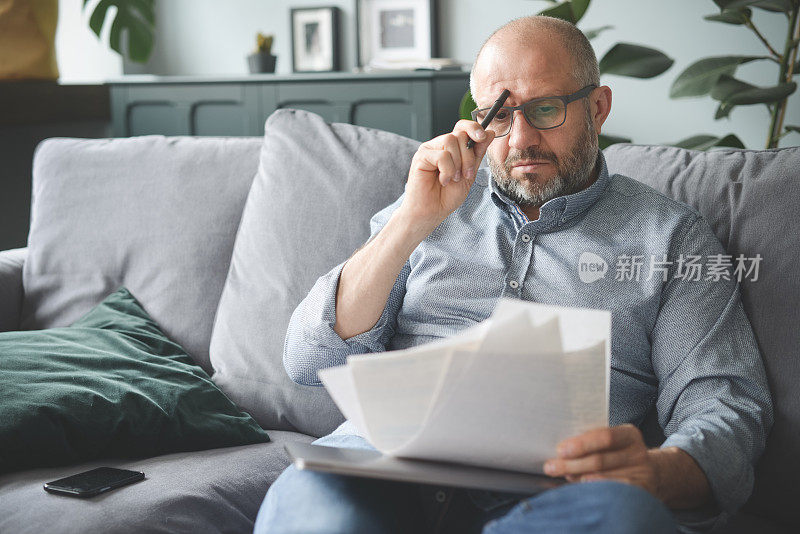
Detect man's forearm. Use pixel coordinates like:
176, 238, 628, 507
649, 446, 713, 509
333, 208, 433, 340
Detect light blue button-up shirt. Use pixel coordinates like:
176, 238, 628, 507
283, 151, 772, 523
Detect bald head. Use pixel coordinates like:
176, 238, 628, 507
469, 16, 599, 98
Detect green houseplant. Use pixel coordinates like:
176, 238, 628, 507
247, 32, 277, 74
82, 0, 155, 63
670, 0, 799, 148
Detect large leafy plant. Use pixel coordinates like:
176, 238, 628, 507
460, 0, 800, 150
671, 0, 799, 148
82, 0, 155, 63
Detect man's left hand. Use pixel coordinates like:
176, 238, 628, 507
543, 424, 660, 497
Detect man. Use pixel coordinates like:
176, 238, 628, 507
255, 15, 772, 534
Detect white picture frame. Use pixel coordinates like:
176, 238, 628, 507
291, 7, 340, 73
357, 0, 436, 68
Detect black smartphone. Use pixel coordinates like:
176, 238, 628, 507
43, 467, 145, 498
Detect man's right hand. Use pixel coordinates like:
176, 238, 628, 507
333, 121, 493, 340
399, 120, 496, 231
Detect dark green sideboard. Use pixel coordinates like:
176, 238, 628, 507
108, 71, 470, 141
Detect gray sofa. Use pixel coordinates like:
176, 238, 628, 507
0, 109, 797, 533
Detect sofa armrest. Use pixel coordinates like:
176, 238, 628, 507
0, 248, 27, 332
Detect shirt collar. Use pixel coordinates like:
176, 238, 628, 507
485, 150, 610, 228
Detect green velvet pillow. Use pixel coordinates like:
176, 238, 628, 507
0, 287, 269, 473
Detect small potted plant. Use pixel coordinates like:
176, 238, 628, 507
247, 33, 276, 74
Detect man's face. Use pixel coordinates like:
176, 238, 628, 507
472, 39, 601, 210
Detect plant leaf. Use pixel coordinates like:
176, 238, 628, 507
109, 16, 124, 55
537, 2, 576, 24
673, 134, 745, 150
87, 0, 155, 63
704, 8, 752, 24
673, 135, 718, 150
712, 74, 797, 105
711, 75, 757, 100
670, 56, 764, 98
715, 0, 793, 12
121, 12, 154, 62
785, 125, 800, 133
88, 0, 113, 37
599, 134, 632, 149
583, 25, 614, 40
715, 102, 735, 119
129, 0, 156, 25
459, 90, 477, 121
571, 0, 591, 22
599, 43, 674, 78
716, 134, 746, 148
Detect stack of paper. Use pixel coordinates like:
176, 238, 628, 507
318, 298, 610, 475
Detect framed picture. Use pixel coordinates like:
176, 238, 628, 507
356, 0, 437, 69
290, 7, 341, 72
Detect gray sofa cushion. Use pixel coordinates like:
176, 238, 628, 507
22, 136, 262, 372
603, 144, 800, 528
0, 430, 314, 534
0, 247, 26, 332
209, 109, 419, 437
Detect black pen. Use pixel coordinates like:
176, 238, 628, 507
466, 89, 511, 149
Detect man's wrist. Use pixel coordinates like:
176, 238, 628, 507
648, 446, 713, 510
389, 206, 439, 250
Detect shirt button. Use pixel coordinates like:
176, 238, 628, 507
520, 233, 531, 243
435, 490, 447, 503
509, 280, 519, 289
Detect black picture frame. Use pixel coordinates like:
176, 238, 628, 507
290, 6, 341, 73
356, 0, 438, 69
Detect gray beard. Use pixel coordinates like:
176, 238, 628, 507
488, 107, 599, 209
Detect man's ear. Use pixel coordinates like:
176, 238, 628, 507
591, 86, 612, 135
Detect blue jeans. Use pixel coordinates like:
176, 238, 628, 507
255, 433, 678, 534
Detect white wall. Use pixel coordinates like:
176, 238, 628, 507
126, 0, 800, 149
56, 0, 123, 83
129, 0, 356, 76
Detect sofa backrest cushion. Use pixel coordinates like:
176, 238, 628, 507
603, 143, 800, 526
23, 136, 262, 372
209, 109, 419, 437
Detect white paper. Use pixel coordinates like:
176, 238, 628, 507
317, 365, 370, 439
420, 311, 564, 437
318, 298, 611, 474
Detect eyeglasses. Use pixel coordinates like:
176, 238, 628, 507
471, 85, 597, 137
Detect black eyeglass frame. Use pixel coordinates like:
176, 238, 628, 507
471, 84, 598, 135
